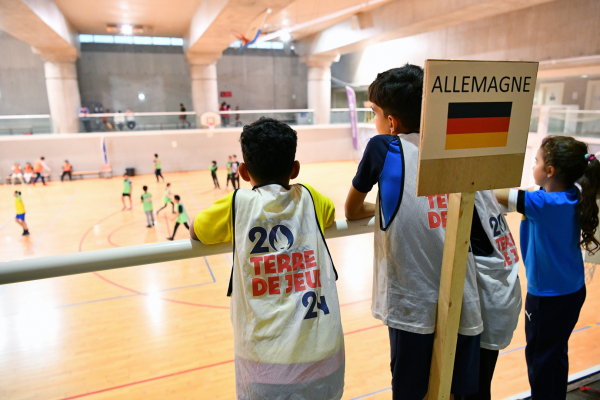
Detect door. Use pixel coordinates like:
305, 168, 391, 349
585, 80, 600, 110
538, 82, 564, 105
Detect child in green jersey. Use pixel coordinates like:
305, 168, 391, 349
210, 161, 220, 189
157, 182, 175, 214
226, 155, 233, 189
14, 191, 29, 236
122, 174, 132, 210
154, 154, 164, 183
141, 185, 155, 227
167, 195, 189, 240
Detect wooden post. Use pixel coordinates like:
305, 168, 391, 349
428, 191, 476, 400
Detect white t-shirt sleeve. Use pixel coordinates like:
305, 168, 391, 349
507, 189, 519, 213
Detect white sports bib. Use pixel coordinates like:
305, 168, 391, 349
229, 183, 344, 400
473, 190, 522, 350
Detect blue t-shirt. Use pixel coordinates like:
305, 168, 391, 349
519, 187, 585, 296
352, 134, 406, 229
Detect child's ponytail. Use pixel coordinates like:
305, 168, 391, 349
541, 136, 600, 254
579, 155, 600, 254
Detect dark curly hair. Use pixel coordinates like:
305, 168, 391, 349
239, 117, 297, 183
541, 136, 600, 254
367, 64, 424, 131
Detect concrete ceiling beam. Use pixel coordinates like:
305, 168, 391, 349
184, 0, 296, 61
296, 0, 559, 57
0, 0, 78, 60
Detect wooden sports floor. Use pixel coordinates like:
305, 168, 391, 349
0, 161, 598, 400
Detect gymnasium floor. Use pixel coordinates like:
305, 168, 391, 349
0, 161, 598, 400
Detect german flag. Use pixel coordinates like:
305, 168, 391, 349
445, 102, 512, 150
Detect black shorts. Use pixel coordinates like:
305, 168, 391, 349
122, 193, 131, 197
389, 327, 481, 399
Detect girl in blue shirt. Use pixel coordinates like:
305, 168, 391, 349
496, 136, 600, 400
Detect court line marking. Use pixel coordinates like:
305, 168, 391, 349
182, 181, 201, 211
344, 324, 384, 336
58, 319, 385, 399
59, 359, 236, 400
78, 209, 124, 252
204, 256, 216, 283
0, 281, 220, 318
349, 386, 392, 400
93, 271, 229, 309
496, 321, 600, 357
0, 218, 12, 233
27, 189, 79, 256
340, 298, 371, 307
72, 209, 221, 312
107, 221, 138, 247
347, 320, 600, 400
501, 363, 600, 400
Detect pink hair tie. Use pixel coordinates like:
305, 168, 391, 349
586, 154, 596, 162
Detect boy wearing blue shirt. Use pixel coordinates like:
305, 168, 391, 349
345, 65, 483, 399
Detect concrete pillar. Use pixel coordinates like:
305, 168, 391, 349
37, 53, 81, 134
187, 52, 221, 126
302, 55, 339, 125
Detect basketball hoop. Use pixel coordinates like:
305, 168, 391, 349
230, 8, 270, 48
231, 29, 250, 46
200, 111, 221, 130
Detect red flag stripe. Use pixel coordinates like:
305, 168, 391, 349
446, 117, 510, 135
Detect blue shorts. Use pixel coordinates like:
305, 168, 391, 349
389, 327, 481, 399
16, 213, 25, 221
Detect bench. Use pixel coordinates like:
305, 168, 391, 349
72, 170, 101, 179
5, 173, 50, 184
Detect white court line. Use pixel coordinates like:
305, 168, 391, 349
182, 181, 201, 211
27, 189, 79, 257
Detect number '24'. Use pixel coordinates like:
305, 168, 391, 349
302, 292, 329, 319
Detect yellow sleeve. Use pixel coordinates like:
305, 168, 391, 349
302, 184, 336, 234
193, 191, 235, 244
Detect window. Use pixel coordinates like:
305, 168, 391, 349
79, 34, 93, 43
93, 35, 114, 43
133, 36, 152, 45
114, 36, 133, 44
152, 37, 171, 45
78, 34, 184, 46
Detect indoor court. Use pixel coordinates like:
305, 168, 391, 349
1, 162, 599, 400
1, 0, 600, 398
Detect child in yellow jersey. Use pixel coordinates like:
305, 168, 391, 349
14, 191, 29, 236
190, 118, 344, 400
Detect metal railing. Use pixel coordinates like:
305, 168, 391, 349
0, 114, 52, 135
0, 217, 375, 285
78, 109, 316, 131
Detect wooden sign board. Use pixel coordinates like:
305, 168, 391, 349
417, 60, 539, 196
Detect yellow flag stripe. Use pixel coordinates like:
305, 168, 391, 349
445, 131, 509, 150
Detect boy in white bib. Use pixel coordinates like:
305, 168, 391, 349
191, 118, 345, 400
345, 65, 483, 399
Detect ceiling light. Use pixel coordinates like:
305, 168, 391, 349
121, 25, 133, 35
138, 93, 145, 100
280, 31, 291, 42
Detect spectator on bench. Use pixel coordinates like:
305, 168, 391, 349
62, 160, 72, 182
11, 162, 24, 185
